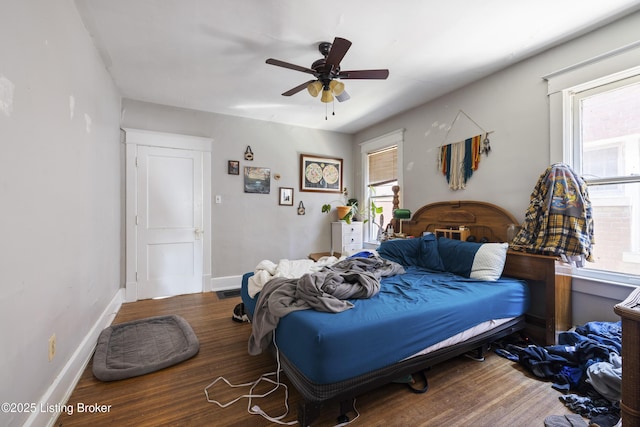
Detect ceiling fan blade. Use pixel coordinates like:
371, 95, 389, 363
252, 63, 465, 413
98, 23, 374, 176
336, 91, 350, 102
266, 58, 316, 75
337, 69, 389, 79
325, 37, 352, 70
281, 80, 316, 96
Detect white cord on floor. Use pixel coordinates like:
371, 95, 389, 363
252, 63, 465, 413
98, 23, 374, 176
204, 330, 361, 426
204, 330, 297, 425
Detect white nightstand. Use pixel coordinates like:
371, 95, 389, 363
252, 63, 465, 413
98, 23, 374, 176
331, 222, 363, 256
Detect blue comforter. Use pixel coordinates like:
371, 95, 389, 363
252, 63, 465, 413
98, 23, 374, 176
244, 265, 529, 384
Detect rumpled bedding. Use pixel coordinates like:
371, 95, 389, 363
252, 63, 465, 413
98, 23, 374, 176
247, 256, 341, 298
248, 254, 405, 355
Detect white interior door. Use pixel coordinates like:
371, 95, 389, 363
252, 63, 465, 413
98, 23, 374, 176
136, 145, 204, 299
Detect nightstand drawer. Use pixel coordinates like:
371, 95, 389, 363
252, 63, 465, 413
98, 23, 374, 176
339, 244, 363, 256
340, 224, 362, 238
331, 222, 363, 255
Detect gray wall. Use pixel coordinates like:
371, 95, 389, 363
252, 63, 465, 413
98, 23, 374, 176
0, 1, 122, 426
355, 57, 550, 221
120, 100, 354, 277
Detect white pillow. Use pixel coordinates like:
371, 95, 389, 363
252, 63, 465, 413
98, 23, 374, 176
470, 242, 508, 281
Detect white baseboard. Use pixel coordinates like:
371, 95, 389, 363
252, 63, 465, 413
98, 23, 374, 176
25, 288, 124, 427
211, 275, 242, 292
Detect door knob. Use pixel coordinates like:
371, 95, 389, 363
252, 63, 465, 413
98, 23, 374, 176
194, 227, 204, 240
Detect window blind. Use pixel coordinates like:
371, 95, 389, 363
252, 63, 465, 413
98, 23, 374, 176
368, 146, 397, 185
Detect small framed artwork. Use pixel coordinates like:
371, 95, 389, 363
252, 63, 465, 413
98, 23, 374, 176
244, 166, 271, 194
300, 154, 343, 193
228, 160, 240, 175
279, 187, 294, 206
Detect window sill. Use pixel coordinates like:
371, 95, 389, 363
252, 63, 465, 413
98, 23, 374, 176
572, 276, 636, 301
569, 267, 639, 302
571, 267, 640, 287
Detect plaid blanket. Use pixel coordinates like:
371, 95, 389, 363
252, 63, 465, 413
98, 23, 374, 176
511, 163, 594, 265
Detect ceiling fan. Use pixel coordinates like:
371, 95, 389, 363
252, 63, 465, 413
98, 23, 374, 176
266, 37, 389, 103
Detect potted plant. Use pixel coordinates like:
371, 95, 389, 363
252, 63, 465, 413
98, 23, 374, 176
321, 188, 355, 223
366, 199, 385, 239
322, 187, 384, 226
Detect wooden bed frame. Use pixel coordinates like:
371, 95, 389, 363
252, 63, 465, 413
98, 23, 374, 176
284, 198, 564, 425
390, 191, 570, 346
399, 199, 518, 242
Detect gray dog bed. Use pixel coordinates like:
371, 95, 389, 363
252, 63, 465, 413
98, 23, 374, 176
92, 314, 199, 381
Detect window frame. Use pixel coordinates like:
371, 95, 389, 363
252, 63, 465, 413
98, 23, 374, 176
560, 70, 640, 285
360, 129, 404, 244
568, 73, 640, 181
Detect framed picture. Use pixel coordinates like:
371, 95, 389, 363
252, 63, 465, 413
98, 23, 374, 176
300, 154, 343, 193
279, 187, 294, 206
244, 166, 271, 194
228, 160, 239, 175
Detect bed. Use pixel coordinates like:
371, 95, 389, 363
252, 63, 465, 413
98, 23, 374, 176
241, 200, 531, 425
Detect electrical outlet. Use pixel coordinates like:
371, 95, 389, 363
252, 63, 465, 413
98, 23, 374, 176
48, 334, 56, 361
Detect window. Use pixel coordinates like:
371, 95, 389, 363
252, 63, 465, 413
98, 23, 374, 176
368, 147, 397, 240
566, 73, 640, 279
360, 130, 404, 243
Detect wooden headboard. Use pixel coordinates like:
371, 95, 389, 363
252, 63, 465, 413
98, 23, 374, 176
391, 193, 568, 346
400, 200, 518, 243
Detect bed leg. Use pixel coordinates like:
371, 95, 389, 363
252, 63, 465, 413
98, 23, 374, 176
337, 399, 355, 423
298, 401, 322, 427
466, 343, 490, 362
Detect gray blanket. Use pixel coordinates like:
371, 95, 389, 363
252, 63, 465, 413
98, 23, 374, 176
248, 255, 404, 355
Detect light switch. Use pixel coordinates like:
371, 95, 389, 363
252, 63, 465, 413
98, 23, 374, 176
215, 195, 222, 204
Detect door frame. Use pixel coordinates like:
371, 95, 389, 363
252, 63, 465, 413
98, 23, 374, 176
123, 128, 213, 302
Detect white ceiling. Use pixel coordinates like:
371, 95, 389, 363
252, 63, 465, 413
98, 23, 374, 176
74, 0, 640, 134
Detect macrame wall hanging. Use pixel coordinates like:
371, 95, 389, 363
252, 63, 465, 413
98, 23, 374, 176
436, 110, 492, 190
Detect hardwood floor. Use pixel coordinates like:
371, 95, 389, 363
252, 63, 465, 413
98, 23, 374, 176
56, 292, 578, 427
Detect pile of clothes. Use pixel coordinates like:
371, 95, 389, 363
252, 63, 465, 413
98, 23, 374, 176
496, 321, 622, 427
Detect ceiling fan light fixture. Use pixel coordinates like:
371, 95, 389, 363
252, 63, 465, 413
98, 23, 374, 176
266, 37, 388, 108
329, 80, 345, 96
307, 80, 322, 97
320, 89, 334, 103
